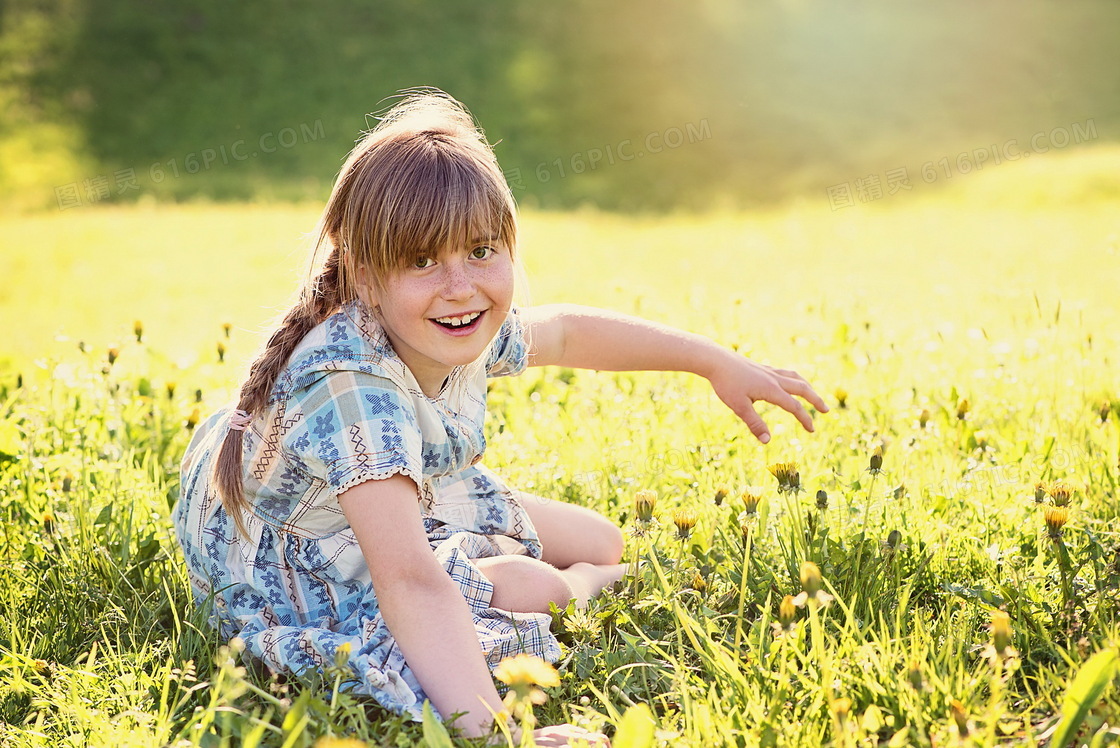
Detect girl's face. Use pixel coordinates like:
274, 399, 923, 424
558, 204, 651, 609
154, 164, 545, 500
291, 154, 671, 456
366, 240, 515, 396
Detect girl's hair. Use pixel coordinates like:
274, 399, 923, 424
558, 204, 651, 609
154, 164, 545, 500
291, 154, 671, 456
214, 89, 518, 536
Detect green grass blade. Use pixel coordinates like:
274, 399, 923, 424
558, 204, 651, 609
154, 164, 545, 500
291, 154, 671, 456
1050, 647, 1119, 748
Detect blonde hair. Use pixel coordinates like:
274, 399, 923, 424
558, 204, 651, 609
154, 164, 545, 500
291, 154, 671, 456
214, 89, 518, 536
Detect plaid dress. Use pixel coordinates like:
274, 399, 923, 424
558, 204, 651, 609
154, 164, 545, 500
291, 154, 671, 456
173, 300, 559, 718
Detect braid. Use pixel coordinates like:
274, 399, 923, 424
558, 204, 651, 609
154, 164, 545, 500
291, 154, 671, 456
214, 246, 345, 538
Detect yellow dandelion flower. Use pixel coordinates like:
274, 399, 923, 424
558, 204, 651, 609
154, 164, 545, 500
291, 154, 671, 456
778, 595, 797, 629
991, 611, 1013, 656
768, 462, 801, 493
713, 486, 729, 506
133, 320, 144, 343
672, 508, 697, 540
1044, 506, 1068, 537
494, 653, 560, 690
1046, 481, 1073, 507
800, 562, 822, 596
634, 490, 657, 523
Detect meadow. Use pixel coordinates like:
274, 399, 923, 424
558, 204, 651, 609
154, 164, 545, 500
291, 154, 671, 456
1, 147, 1119, 746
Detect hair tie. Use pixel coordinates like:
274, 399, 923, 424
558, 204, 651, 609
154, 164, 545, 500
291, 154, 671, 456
228, 409, 253, 432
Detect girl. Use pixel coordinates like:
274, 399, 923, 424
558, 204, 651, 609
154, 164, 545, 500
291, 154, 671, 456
174, 90, 827, 745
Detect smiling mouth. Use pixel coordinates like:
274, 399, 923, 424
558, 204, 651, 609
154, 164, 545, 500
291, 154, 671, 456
432, 310, 484, 331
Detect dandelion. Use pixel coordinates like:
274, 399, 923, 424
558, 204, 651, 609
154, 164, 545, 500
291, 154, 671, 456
217, 340, 227, 363
1047, 481, 1073, 507
907, 660, 925, 692
949, 700, 971, 738
768, 462, 801, 493
107, 346, 120, 366
991, 611, 1014, 658
956, 398, 970, 420
333, 641, 352, 668
882, 529, 904, 559
133, 320, 144, 343
690, 571, 708, 595
195, 388, 203, 403
792, 561, 833, 608
166, 381, 177, 400
831, 697, 851, 723
868, 445, 884, 474
186, 407, 200, 431
1044, 506, 1068, 538
494, 653, 559, 707
1100, 401, 1111, 423
740, 488, 762, 515
777, 594, 797, 631
815, 489, 828, 510
222, 322, 233, 339
713, 485, 729, 506
973, 430, 990, 452
918, 408, 931, 428
1033, 481, 1048, 503
314, 738, 370, 748
834, 387, 848, 409
672, 508, 697, 541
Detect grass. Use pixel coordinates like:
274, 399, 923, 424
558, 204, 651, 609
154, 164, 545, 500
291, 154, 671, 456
1, 147, 1119, 746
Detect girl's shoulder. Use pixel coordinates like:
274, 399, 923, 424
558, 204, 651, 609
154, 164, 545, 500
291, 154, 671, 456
272, 301, 409, 402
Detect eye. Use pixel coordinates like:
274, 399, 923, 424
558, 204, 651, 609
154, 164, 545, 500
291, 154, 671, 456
412, 256, 435, 269
470, 245, 495, 260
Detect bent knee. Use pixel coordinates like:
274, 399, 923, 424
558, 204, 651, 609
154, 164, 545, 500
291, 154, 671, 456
588, 519, 625, 566
483, 556, 575, 614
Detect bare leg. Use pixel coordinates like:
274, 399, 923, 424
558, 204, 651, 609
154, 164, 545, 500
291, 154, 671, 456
476, 556, 626, 613
518, 493, 625, 568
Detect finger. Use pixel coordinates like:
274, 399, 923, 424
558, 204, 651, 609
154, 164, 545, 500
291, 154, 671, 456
731, 398, 771, 444
777, 375, 830, 413
771, 389, 815, 432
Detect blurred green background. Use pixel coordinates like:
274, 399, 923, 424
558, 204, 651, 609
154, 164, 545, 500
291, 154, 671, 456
3, 0, 1119, 212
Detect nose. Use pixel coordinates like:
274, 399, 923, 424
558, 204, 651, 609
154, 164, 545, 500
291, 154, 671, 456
439, 257, 476, 301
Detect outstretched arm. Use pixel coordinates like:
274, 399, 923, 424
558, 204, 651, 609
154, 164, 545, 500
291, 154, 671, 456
522, 303, 829, 444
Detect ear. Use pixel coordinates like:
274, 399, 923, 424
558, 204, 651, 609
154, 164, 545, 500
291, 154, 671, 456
353, 264, 380, 308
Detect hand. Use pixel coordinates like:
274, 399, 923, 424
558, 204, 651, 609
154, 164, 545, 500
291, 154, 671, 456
705, 350, 829, 444
532, 724, 610, 747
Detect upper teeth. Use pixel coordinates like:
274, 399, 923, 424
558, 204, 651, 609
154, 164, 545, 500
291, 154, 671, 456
436, 312, 481, 327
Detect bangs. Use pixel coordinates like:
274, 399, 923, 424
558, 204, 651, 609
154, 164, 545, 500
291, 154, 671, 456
342, 131, 517, 278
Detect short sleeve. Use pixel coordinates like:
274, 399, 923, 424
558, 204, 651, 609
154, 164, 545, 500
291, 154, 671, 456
485, 308, 528, 378
282, 370, 424, 496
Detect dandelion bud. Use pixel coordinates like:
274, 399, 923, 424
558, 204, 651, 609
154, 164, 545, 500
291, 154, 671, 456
186, 407, 200, 431
778, 595, 797, 628
195, 388, 203, 403
991, 610, 1013, 656
634, 490, 657, 523
886, 529, 902, 550
800, 562, 822, 597
690, 572, 708, 595
918, 408, 930, 428
1033, 481, 1047, 503
133, 320, 143, 343
741, 489, 762, 515
1044, 506, 1068, 538
834, 387, 848, 409
1047, 481, 1073, 507
869, 450, 883, 473
907, 660, 925, 691
222, 322, 233, 339
950, 700, 970, 737
166, 381, 177, 399
713, 486, 728, 506
973, 430, 989, 451
831, 697, 851, 723
216, 341, 227, 363
16, 373, 23, 389
672, 508, 697, 540
956, 398, 970, 421
107, 346, 120, 365
1100, 401, 1111, 423
815, 489, 828, 510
